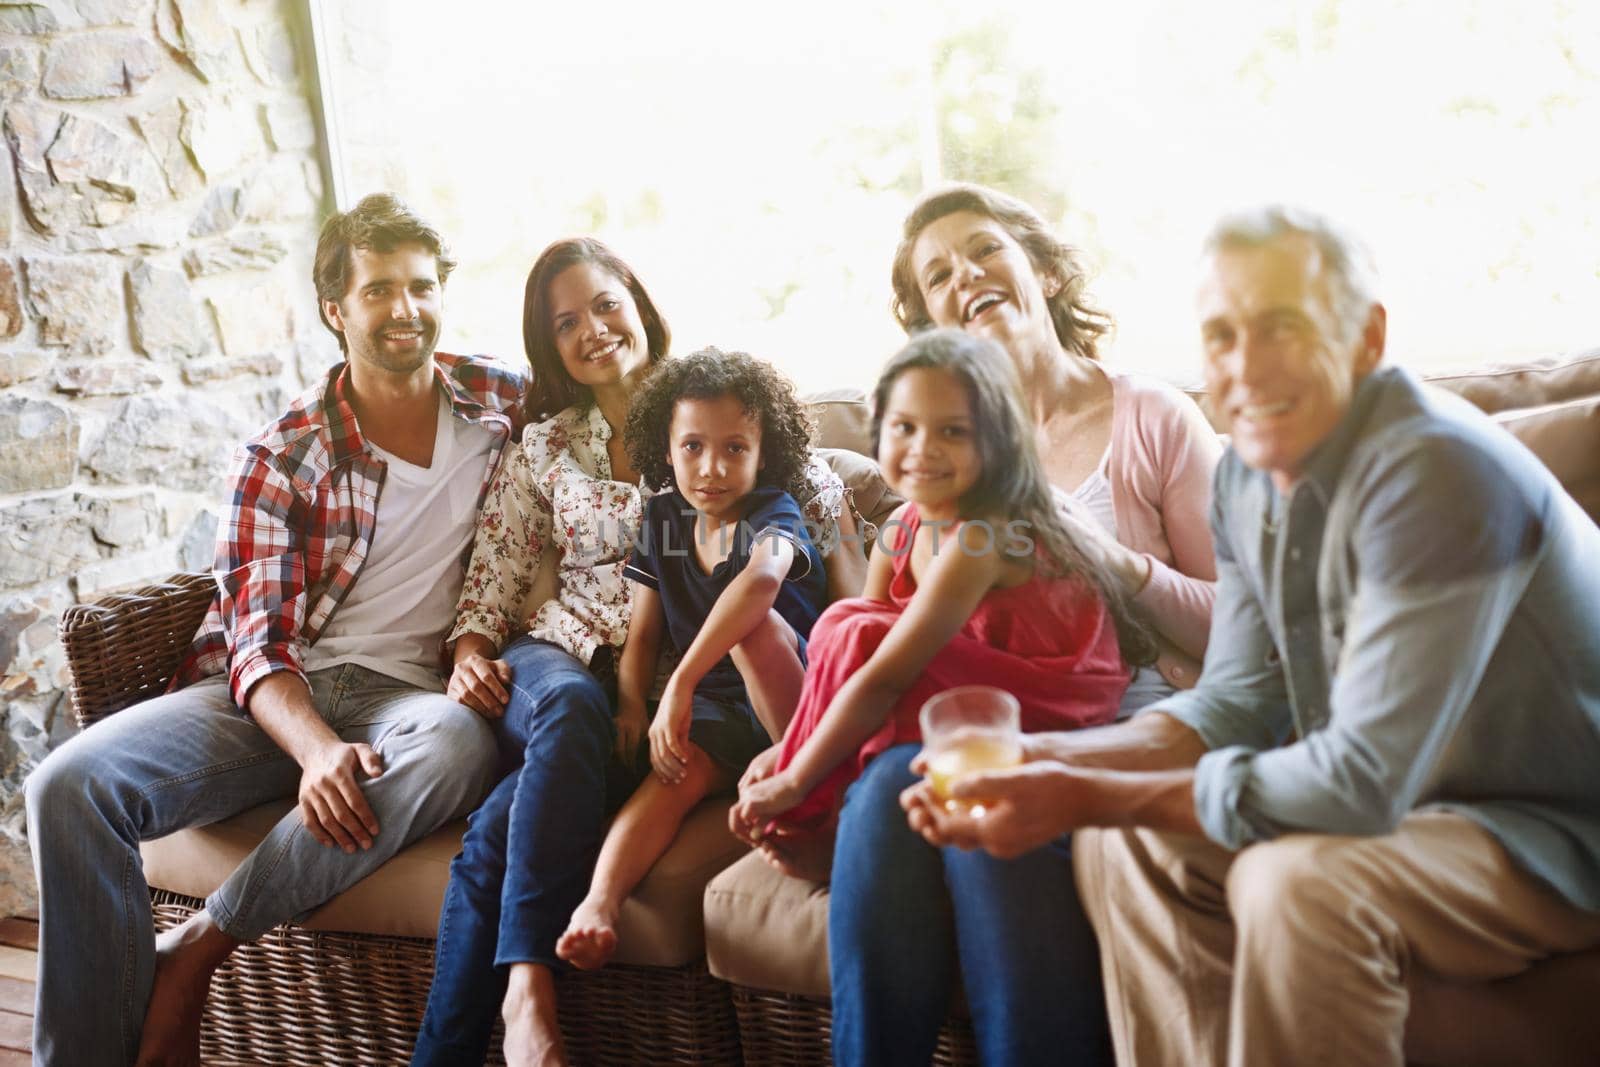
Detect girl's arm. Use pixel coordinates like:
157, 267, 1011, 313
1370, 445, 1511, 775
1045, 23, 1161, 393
618, 582, 664, 768
761, 522, 1005, 805
859, 508, 899, 603
822, 500, 868, 601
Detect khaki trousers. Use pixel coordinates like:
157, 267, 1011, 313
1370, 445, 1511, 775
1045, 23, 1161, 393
1074, 812, 1600, 1067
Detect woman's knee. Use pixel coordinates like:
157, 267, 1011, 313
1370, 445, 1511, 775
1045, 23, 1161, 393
502, 661, 612, 747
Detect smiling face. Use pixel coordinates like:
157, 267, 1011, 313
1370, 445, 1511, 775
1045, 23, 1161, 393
668, 393, 764, 525
547, 261, 653, 392
909, 210, 1060, 354
876, 366, 982, 520
1197, 232, 1383, 493
322, 242, 442, 378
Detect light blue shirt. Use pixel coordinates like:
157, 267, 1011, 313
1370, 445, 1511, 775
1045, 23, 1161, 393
1150, 366, 1600, 911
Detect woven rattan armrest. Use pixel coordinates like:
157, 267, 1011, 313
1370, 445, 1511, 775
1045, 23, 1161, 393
59, 571, 217, 730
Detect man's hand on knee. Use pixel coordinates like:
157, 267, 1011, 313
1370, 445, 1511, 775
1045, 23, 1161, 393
298, 740, 384, 852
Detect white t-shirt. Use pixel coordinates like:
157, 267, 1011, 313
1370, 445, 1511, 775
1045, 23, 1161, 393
303, 393, 497, 691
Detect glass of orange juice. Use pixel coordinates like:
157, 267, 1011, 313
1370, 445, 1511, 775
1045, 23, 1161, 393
919, 686, 1023, 817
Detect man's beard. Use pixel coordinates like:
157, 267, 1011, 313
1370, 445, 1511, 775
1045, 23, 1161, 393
353, 321, 436, 373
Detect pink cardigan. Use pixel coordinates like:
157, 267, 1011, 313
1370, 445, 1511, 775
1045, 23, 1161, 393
1105, 372, 1222, 687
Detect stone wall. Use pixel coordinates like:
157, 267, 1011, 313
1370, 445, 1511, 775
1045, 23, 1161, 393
0, 0, 337, 914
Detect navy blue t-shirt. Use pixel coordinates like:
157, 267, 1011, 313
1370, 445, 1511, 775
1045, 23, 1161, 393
623, 485, 827, 697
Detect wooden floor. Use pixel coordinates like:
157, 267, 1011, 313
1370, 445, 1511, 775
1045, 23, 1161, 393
0, 914, 37, 1065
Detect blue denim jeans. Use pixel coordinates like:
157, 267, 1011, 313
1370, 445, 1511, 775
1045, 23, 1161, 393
829, 743, 1112, 1067
23, 665, 497, 1067
412, 637, 628, 1066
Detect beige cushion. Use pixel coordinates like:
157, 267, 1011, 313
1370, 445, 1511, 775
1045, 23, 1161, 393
806, 389, 873, 456
1426, 348, 1600, 415
704, 850, 831, 996
143, 797, 745, 967
1493, 393, 1600, 525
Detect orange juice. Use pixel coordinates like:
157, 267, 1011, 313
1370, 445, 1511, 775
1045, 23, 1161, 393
925, 730, 1023, 814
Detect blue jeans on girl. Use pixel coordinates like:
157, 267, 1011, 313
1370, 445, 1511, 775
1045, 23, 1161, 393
828, 742, 1112, 1067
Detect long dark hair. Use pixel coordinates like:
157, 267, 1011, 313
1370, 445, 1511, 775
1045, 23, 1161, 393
889, 183, 1111, 362
871, 329, 1155, 667
521, 237, 671, 422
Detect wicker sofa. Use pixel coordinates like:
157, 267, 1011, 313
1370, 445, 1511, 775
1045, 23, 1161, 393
55, 390, 902, 1067
57, 352, 1600, 1065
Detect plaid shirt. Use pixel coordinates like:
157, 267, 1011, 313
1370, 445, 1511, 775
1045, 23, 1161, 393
172, 353, 527, 707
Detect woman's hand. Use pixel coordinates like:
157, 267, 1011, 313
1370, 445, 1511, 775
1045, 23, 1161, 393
614, 700, 648, 769
648, 678, 694, 784
447, 638, 512, 718
730, 769, 805, 843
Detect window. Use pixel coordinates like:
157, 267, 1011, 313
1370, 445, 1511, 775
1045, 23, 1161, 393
311, 0, 1600, 391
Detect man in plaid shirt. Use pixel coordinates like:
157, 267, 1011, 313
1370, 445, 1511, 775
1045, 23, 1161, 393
25, 194, 527, 1066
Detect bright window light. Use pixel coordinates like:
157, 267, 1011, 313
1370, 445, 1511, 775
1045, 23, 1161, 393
315, 0, 1600, 392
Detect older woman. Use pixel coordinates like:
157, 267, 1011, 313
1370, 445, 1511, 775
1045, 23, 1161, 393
824, 184, 1221, 1066
411, 237, 864, 1066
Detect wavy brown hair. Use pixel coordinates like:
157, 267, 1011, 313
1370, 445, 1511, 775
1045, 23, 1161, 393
521, 237, 671, 422
871, 329, 1154, 668
625, 347, 813, 499
889, 183, 1112, 361
313, 193, 456, 355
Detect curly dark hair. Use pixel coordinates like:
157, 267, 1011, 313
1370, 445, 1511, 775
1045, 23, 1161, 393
889, 183, 1112, 362
624, 347, 814, 499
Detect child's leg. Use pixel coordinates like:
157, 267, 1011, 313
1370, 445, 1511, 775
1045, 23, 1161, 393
729, 608, 806, 742
556, 743, 731, 971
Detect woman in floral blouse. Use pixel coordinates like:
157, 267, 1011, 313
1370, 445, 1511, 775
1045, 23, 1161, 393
411, 237, 864, 1066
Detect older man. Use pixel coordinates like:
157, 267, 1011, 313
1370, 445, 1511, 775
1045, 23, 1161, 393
25, 194, 524, 1066
905, 205, 1600, 1066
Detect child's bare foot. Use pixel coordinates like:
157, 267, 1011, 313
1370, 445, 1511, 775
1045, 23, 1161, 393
554, 898, 620, 971
134, 913, 238, 1067
502, 963, 567, 1067
758, 826, 835, 883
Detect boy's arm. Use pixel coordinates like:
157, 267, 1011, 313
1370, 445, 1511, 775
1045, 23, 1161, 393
616, 581, 665, 764
667, 534, 795, 693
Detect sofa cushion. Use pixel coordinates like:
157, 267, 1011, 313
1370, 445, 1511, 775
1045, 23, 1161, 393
1426, 348, 1600, 415
1492, 393, 1600, 525
142, 796, 745, 967
704, 850, 831, 996
806, 389, 874, 457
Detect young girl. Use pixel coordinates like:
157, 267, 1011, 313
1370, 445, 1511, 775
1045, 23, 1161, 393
732, 328, 1154, 846
555, 347, 829, 970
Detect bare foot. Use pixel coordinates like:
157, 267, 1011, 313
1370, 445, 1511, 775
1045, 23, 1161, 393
555, 897, 620, 972
134, 913, 238, 1067
758, 826, 835, 883
502, 963, 567, 1067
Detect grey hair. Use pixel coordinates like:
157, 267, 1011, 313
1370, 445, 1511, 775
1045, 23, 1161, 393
1201, 205, 1381, 343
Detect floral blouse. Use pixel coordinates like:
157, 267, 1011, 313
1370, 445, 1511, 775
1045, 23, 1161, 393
450, 401, 849, 666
